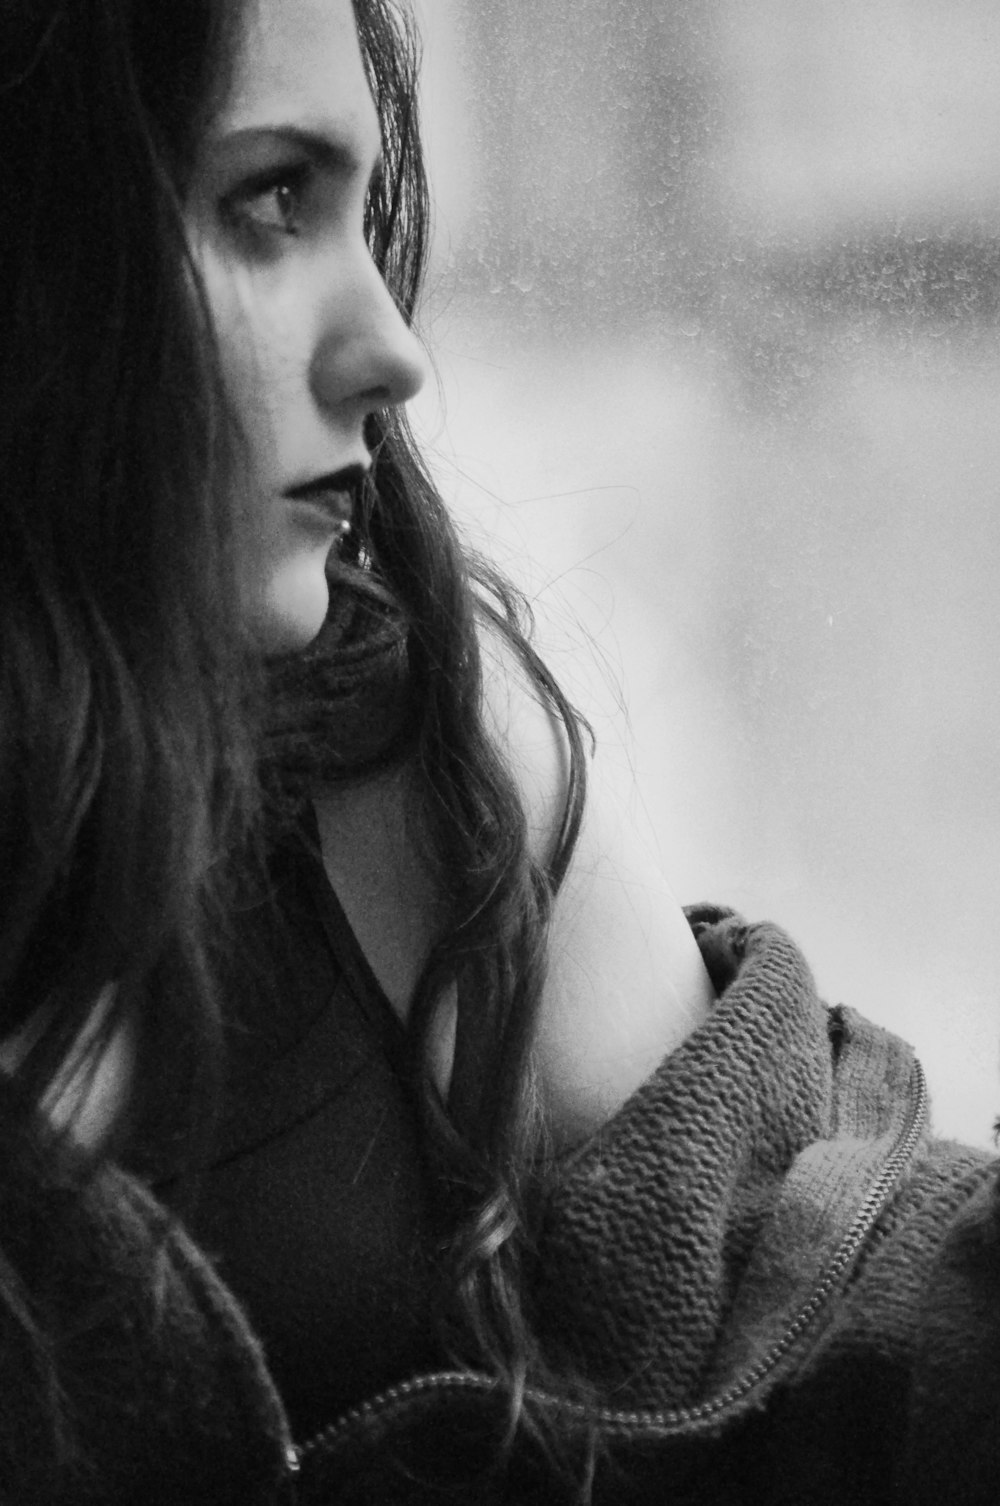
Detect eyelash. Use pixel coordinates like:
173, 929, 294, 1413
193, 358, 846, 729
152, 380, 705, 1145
223, 163, 314, 241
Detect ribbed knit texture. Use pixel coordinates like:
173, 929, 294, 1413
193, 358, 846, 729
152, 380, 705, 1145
0, 1155, 294, 1505
533, 906, 916, 1412
1, 904, 995, 1505
262, 589, 416, 817
301, 909, 997, 1504
904, 1163, 1000, 1503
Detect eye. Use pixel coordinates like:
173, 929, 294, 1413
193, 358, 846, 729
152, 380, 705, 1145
222, 163, 313, 240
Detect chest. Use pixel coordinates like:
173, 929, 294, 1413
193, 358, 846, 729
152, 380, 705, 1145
160, 822, 443, 1437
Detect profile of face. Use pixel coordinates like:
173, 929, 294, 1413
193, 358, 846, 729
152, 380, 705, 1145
184, 0, 426, 654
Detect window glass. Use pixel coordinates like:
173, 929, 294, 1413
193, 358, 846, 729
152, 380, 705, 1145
414, 0, 1000, 1147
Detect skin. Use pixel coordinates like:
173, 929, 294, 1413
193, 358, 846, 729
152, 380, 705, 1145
204, 0, 718, 1144
1, 0, 426, 1142
320, 632, 718, 1146
183, 0, 425, 654
12, 0, 717, 1151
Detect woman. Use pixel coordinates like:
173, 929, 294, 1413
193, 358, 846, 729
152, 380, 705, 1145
0, 1, 996, 1503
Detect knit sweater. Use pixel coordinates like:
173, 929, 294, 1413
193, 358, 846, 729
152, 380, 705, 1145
1, 909, 996, 1504
298, 909, 999, 1505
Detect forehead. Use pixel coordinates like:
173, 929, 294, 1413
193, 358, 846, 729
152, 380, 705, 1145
215, 0, 379, 153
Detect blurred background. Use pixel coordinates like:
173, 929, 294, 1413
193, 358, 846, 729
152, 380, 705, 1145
410, 0, 1000, 1148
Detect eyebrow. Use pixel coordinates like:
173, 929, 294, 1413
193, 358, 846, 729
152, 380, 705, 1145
209, 123, 384, 186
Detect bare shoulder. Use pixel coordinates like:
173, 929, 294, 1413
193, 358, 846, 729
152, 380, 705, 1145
480, 618, 715, 1151
313, 612, 716, 1146
478, 619, 574, 867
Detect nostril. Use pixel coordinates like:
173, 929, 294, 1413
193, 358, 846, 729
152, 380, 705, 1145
359, 384, 393, 408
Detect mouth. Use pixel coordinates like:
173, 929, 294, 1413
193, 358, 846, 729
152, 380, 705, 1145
282, 464, 367, 534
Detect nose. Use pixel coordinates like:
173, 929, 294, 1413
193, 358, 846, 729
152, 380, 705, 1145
309, 251, 427, 419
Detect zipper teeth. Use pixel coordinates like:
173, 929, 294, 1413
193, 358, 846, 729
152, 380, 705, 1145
296, 1058, 928, 1463
639, 1055, 929, 1435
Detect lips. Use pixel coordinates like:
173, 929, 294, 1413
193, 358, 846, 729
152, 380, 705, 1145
282, 464, 367, 533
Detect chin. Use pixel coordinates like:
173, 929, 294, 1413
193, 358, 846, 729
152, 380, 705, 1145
247, 554, 332, 656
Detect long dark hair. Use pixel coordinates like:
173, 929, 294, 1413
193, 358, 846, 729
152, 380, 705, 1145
346, 0, 593, 1438
0, 0, 589, 1473
0, 0, 255, 1103
0, 0, 257, 1469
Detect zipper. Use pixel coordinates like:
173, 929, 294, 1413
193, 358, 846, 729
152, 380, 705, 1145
291, 1056, 928, 1472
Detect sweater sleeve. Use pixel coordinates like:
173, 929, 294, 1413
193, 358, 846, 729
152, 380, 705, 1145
0, 1159, 296, 1505
902, 1159, 1000, 1505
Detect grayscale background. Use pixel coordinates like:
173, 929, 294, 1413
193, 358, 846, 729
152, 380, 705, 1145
411, 0, 1000, 1148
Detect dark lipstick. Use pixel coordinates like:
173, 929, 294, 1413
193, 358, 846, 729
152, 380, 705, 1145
282, 464, 367, 532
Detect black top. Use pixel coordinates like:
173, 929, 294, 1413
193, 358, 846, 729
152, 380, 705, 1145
178, 813, 442, 1439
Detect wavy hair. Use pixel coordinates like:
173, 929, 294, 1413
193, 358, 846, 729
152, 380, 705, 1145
345, 0, 594, 1459
0, 0, 257, 1471
0, 0, 592, 1480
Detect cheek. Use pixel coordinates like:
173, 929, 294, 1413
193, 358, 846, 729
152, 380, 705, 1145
184, 240, 333, 653
200, 254, 304, 446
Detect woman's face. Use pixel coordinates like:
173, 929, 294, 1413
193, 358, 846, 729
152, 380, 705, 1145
184, 0, 426, 653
